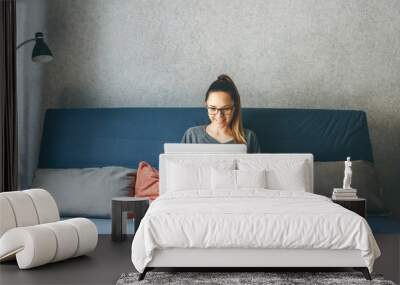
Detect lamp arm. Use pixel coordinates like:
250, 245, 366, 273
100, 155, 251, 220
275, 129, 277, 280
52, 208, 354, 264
16, 38, 36, 50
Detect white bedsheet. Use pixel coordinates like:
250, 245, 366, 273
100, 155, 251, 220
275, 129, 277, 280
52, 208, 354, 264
131, 190, 380, 273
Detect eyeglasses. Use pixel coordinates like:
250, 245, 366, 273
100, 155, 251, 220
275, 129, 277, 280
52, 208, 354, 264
206, 106, 234, 116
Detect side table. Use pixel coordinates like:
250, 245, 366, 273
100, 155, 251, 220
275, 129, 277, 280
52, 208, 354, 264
332, 198, 366, 218
112, 197, 149, 242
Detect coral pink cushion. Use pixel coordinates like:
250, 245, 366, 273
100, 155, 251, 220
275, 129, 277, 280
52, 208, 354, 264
134, 161, 159, 200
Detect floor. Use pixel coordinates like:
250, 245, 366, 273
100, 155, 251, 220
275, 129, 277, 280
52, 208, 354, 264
0, 235, 134, 285
1, 234, 398, 285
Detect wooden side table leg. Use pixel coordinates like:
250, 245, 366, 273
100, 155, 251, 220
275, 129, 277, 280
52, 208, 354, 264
112, 200, 123, 241
121, 209, 127, 239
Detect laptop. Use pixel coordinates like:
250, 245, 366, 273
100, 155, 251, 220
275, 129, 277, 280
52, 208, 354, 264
164, 143, 247, 153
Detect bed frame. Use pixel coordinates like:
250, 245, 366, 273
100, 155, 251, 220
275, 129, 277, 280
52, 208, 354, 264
137, 153, 372, 281
140, 248, 371, 280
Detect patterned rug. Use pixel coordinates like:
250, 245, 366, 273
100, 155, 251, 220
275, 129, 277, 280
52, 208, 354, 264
116, 271, 396, 285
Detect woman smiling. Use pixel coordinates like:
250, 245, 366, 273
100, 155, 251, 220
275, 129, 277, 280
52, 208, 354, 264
181, 74, 260, 153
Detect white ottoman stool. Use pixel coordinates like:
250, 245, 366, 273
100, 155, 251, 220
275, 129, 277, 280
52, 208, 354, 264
0, 189, 98, 269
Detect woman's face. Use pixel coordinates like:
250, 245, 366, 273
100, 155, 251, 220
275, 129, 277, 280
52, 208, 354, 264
206, 91, 234, 129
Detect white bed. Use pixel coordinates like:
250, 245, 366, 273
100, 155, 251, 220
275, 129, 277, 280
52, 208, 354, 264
131, 154, 380, 280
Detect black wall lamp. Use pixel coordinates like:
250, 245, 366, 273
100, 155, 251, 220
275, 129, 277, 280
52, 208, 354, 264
16, 32, 53, 63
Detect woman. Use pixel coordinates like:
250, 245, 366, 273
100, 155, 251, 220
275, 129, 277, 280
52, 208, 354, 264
181, 74, 260, 153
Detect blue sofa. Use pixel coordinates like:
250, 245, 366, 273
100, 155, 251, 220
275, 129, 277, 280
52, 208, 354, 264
38, 107, 399, 234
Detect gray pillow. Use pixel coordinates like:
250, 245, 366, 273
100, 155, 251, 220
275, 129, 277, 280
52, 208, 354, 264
314, 160, 387, 215
32, 166, 136, 218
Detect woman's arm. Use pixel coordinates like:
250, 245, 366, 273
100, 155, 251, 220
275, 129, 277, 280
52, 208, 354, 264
247, 130, 261, 153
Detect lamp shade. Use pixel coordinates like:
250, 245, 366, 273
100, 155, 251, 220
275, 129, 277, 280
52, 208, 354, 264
32, 32, 53, 63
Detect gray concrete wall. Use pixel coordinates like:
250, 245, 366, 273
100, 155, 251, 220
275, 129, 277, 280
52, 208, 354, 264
20, 0, 400, 216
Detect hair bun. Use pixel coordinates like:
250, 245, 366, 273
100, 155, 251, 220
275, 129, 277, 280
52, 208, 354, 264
217, 74, 233, 83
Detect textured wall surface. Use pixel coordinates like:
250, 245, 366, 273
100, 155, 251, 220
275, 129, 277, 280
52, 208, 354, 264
16, 0, 47, 188
20, 0, 400, 215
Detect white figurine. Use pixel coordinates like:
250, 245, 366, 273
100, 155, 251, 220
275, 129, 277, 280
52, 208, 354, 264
342, 157, 352, 189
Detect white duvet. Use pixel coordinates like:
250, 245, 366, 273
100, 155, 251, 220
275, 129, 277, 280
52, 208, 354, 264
131, 190, 380, 273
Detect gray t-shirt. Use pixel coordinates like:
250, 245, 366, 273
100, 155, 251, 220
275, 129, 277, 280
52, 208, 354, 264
181, 125, 261, 153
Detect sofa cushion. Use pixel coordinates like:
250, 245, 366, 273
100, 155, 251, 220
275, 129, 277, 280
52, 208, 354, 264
134, 161, 159, 200
314, 160, 386, 215
32, 167, 136, 218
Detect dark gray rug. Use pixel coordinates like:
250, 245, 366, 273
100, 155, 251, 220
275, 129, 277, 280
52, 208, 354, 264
116, 271, 396, 285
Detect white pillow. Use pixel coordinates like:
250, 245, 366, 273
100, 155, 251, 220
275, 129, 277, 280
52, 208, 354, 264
211, 168, 236, 190
266, 163, 307, 191
167, 160, 235, 191
237, 169, 267, 188
238, 159, 308, 191
211, 168, 267, 190
168, 162, 210, 191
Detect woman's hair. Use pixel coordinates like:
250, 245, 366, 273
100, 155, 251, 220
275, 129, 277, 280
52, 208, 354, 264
205, 74, 246, 144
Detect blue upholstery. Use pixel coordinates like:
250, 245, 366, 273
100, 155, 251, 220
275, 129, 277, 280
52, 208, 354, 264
40, 107, 400, 234
39, 107, 373, 169
367, 217, 400, 234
